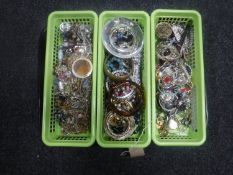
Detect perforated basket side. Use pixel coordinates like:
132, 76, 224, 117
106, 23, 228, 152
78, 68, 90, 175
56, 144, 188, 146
42, 11, 98, 147
96, 11, 151, 148
151, 9, 206, 146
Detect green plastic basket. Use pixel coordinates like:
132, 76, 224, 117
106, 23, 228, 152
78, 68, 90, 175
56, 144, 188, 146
42, 11, 98, 147
96, 11, 151, 148
151, 9, 206, 146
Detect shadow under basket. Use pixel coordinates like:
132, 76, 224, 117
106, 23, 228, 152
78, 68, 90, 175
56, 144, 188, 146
96, 11, 151, 148
42, 11, 98, 147
151, 9, 206, 146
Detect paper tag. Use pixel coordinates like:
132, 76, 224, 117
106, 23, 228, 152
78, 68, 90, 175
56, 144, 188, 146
129, 148, 145, 158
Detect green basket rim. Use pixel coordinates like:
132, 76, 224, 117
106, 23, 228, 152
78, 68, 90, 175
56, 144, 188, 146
151, 9, 206, 146
96, 10, 151, 148
42, 10, 98, 147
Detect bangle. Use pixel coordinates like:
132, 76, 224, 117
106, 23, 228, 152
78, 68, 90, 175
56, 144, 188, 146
104, 54, 133, 81
102, 17, 143, 58
109, 81, 143, 116
104, 111, 136, 140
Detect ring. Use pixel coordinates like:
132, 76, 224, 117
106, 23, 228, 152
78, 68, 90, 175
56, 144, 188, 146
72, 57, 93, 78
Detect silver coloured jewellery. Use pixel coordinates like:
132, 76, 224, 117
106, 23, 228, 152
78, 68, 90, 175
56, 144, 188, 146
54, 22, 94, 134
155, 22, 173, 39
104, 111, 136, 140
157, 41, 181, 61
155, 21, 194, 137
